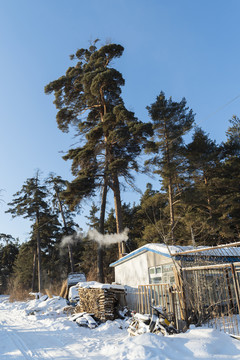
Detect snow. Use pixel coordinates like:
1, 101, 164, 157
141, 243, 240, 257
68, 285, 79, 303
77, 280, 125, 290
0, 295, 240, 359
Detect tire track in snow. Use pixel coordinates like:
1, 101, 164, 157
1, 325, 80, 360
1, 327, 34, 360
0, 297, 127, 359
0, 311, 80, 359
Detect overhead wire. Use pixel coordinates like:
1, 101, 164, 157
197, 93, 240, 127
165, 92, 240, 147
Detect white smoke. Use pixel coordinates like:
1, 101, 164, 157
60, 228, 129, 249
60, 231, 83, 248
87, 228, 129, 247
60, 235, 75, 248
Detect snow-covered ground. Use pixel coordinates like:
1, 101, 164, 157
0, 295, 240, 359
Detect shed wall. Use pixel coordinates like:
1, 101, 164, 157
146, 252, 172, 267
114, 252, 149, 287
114, 251, 173, 287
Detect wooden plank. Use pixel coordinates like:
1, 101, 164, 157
157, 285, 161, 306
175, 241, 240, 256
231, 264, 240, 315
182, 263, 240, 271
144, 286, 147, 313
225, 268, 234, 310
230, 334, 240, 341
169, 287, 177, 327
173, 267, 187, 321
164, 284, 169, 313
140, 286, 143, 313
137, 287, 140, 313
45, 289, 53, 298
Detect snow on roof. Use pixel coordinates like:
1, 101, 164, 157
76, 281, 125, 290
110, 243, 240, 267
110, 243, 177, 267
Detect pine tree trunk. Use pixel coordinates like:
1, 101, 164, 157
203, 173, 212, 217
168, 177, 175, 245
99, 90, 125, 258
32, 250, 37, 292
67, 244, 74, 273
98, 180, 108, 283
112, 174, 126, 258
36, 214, 42, 293
164, 122, 175, 245
190, 226, 196, 247
56, 190, 74, 273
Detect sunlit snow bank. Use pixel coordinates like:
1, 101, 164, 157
0, 295, 240, 359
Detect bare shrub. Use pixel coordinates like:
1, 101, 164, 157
8, 286, 34, 302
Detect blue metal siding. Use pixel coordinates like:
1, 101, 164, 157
175, 255, 240, 262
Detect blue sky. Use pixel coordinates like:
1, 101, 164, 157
0, 0, 239, 242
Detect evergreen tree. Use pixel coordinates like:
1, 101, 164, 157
45, 41, 152, 258
211, 117, 240, 240
183, 127, 221, 245
134, 184, 169, 245
186, 127, 219, 216
82, 203, 100, 281
30, 210, 63, 288
226, 115, 240, 149
104, 202, 140, 252
46, 174, 78, 273
12, 242, 34, 290
146, 92, 194, 244
6, 173, 60, 292
0, 234, 19, 292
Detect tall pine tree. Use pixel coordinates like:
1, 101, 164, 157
45, 41, 152, 258
146, 92, 194, 244
183, 127, 220, 245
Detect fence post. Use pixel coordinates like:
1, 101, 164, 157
231, 264, 240, 315
225, 268, 234, 310
173, 267, 188, 323
169, 286, 177, 328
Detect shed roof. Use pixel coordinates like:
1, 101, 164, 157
109, 243, 181, 267
109, 242, 240, 267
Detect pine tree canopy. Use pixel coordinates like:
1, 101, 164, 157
45, 41, 152, 216
6, 176, 49, 221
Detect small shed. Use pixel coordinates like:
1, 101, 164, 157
110, 242, 240, 288
110, 243, 184, 313
110, 243, 182, 287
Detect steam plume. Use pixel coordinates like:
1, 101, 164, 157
60, 231, 83, 248
87, 228, 129, 247
60, 228, 129, 249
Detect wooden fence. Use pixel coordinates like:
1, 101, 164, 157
181, 262, 240, 336
137, 283, 186, 330
132, 262, 240, 334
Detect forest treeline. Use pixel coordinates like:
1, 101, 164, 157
1, 41, 239, 296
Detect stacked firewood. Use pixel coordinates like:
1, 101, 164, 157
75, 287, 125, 321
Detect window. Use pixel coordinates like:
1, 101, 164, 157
148, 263, 174, 285
149, 268, 155, 275
149, 266, 162, 284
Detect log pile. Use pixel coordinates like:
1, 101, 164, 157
75, 286, 125, 322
